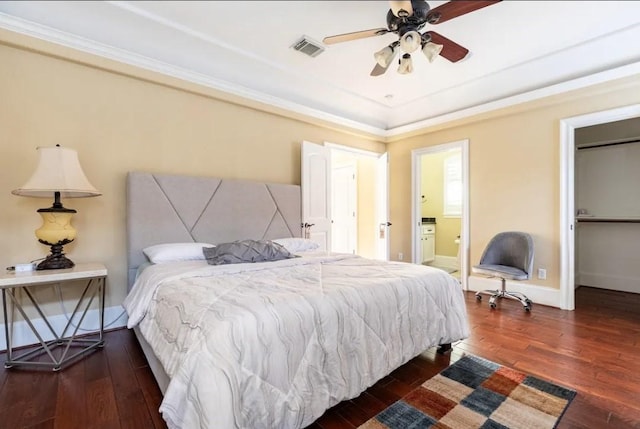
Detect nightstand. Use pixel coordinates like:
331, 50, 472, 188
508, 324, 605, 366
0, 262, 107, 371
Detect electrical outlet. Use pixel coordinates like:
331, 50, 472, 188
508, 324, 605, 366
398, 252, 404, 261
537, 268, 547, 280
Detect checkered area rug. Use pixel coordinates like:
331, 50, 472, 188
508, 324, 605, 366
359, 355, 576, 429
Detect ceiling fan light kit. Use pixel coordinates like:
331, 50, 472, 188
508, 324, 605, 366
323, 0, 502, 76
398, 53, 414, 74
390, 0, 414, 18
374, 45, 398, 68
422, 41, 443, 63
399, 30, 422, 53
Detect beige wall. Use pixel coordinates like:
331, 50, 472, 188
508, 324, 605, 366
357, 156, 377, 258
0, 34, 384, 315
388, 75, 640, 290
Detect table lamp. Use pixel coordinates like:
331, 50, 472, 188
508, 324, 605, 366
12, 145, 101, 270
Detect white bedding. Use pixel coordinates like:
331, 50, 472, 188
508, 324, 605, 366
123, 252, 469, 429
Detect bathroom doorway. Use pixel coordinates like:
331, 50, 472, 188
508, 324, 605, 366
412, 140, 469, 289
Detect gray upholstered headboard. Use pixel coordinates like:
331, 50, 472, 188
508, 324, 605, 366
126, 171, 302, 289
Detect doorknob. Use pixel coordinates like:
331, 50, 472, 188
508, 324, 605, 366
386, 222, 392, 226
302, 222, 315, 239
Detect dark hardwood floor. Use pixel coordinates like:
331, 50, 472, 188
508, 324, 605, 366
1, 286, 639, 429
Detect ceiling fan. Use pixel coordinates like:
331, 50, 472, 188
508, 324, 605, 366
323, 0, 502, 76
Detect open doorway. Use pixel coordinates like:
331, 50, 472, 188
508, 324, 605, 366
329, 145, 387, 259
412, 140, 469, 290
301, 140, 389, 260
560, 104, 640, 310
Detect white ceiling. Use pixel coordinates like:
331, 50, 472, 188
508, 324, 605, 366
1, 1, 640, 135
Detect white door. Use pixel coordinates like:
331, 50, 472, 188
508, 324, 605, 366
376, 152, 390, 260
331, 164, 357, 254
301, 141, 331, 251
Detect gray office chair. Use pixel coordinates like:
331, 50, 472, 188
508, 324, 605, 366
472, 231, 534, 311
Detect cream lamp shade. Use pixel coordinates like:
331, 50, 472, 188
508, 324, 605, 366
389, 1, 413, 18
398, 53, 414, 75
374, 45, 397, 68
12, 146, 101, 198
422, 42, 444, 63
12, 145, 101, 270
399, 30, 421, 53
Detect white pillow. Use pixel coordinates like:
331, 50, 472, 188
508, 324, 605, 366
272, 237, 320, 253
143, 242, 214, 264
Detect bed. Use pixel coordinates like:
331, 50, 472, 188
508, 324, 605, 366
123, 171, 469, 429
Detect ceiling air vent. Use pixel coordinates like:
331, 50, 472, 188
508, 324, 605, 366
291, 36, 324, 58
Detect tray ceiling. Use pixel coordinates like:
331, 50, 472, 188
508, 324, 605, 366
1, 1, 639, 135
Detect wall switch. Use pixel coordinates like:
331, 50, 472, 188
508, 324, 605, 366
398, 252, 404, 261
537, 268, 547, 280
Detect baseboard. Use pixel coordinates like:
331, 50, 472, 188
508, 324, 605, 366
468, 276, 562, 308
579, 271, 640, 294
0, 305, 128, 351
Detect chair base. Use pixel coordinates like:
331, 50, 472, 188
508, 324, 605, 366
475, 278, 532, 311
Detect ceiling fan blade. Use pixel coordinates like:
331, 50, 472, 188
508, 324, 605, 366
425, 31, 469, 62
389, 0, 413, 17
426, 0, 501, 25
370, 63, 390, 77
323, 28, 389, 45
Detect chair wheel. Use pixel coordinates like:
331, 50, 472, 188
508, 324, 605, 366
490, 302, 496, 309
524, 299, 533, 312
476, 294, 482, 302
524, 306, 531, 312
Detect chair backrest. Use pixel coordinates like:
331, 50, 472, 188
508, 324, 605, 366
478, 231, 534, 278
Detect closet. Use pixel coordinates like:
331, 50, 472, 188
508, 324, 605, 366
575, 117, 640, 294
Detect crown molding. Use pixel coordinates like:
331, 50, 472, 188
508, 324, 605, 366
0, 12, 387, 138
384, 61, 640, 139
1, 12, 639, 142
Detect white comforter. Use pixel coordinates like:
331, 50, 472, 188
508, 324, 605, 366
123, 252, 469, 429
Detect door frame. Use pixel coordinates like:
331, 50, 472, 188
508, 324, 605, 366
559, 103, 640, 310
376, 152, 389, 260
411, 139, 469, 290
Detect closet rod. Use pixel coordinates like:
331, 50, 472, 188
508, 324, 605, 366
577, 138, 640, 150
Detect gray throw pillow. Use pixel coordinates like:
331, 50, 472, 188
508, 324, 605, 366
203, 239, 296, 265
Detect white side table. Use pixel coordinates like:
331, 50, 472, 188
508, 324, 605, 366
0, 262, 107, 371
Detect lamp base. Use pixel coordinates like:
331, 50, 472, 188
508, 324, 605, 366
37, 243, 75, 270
